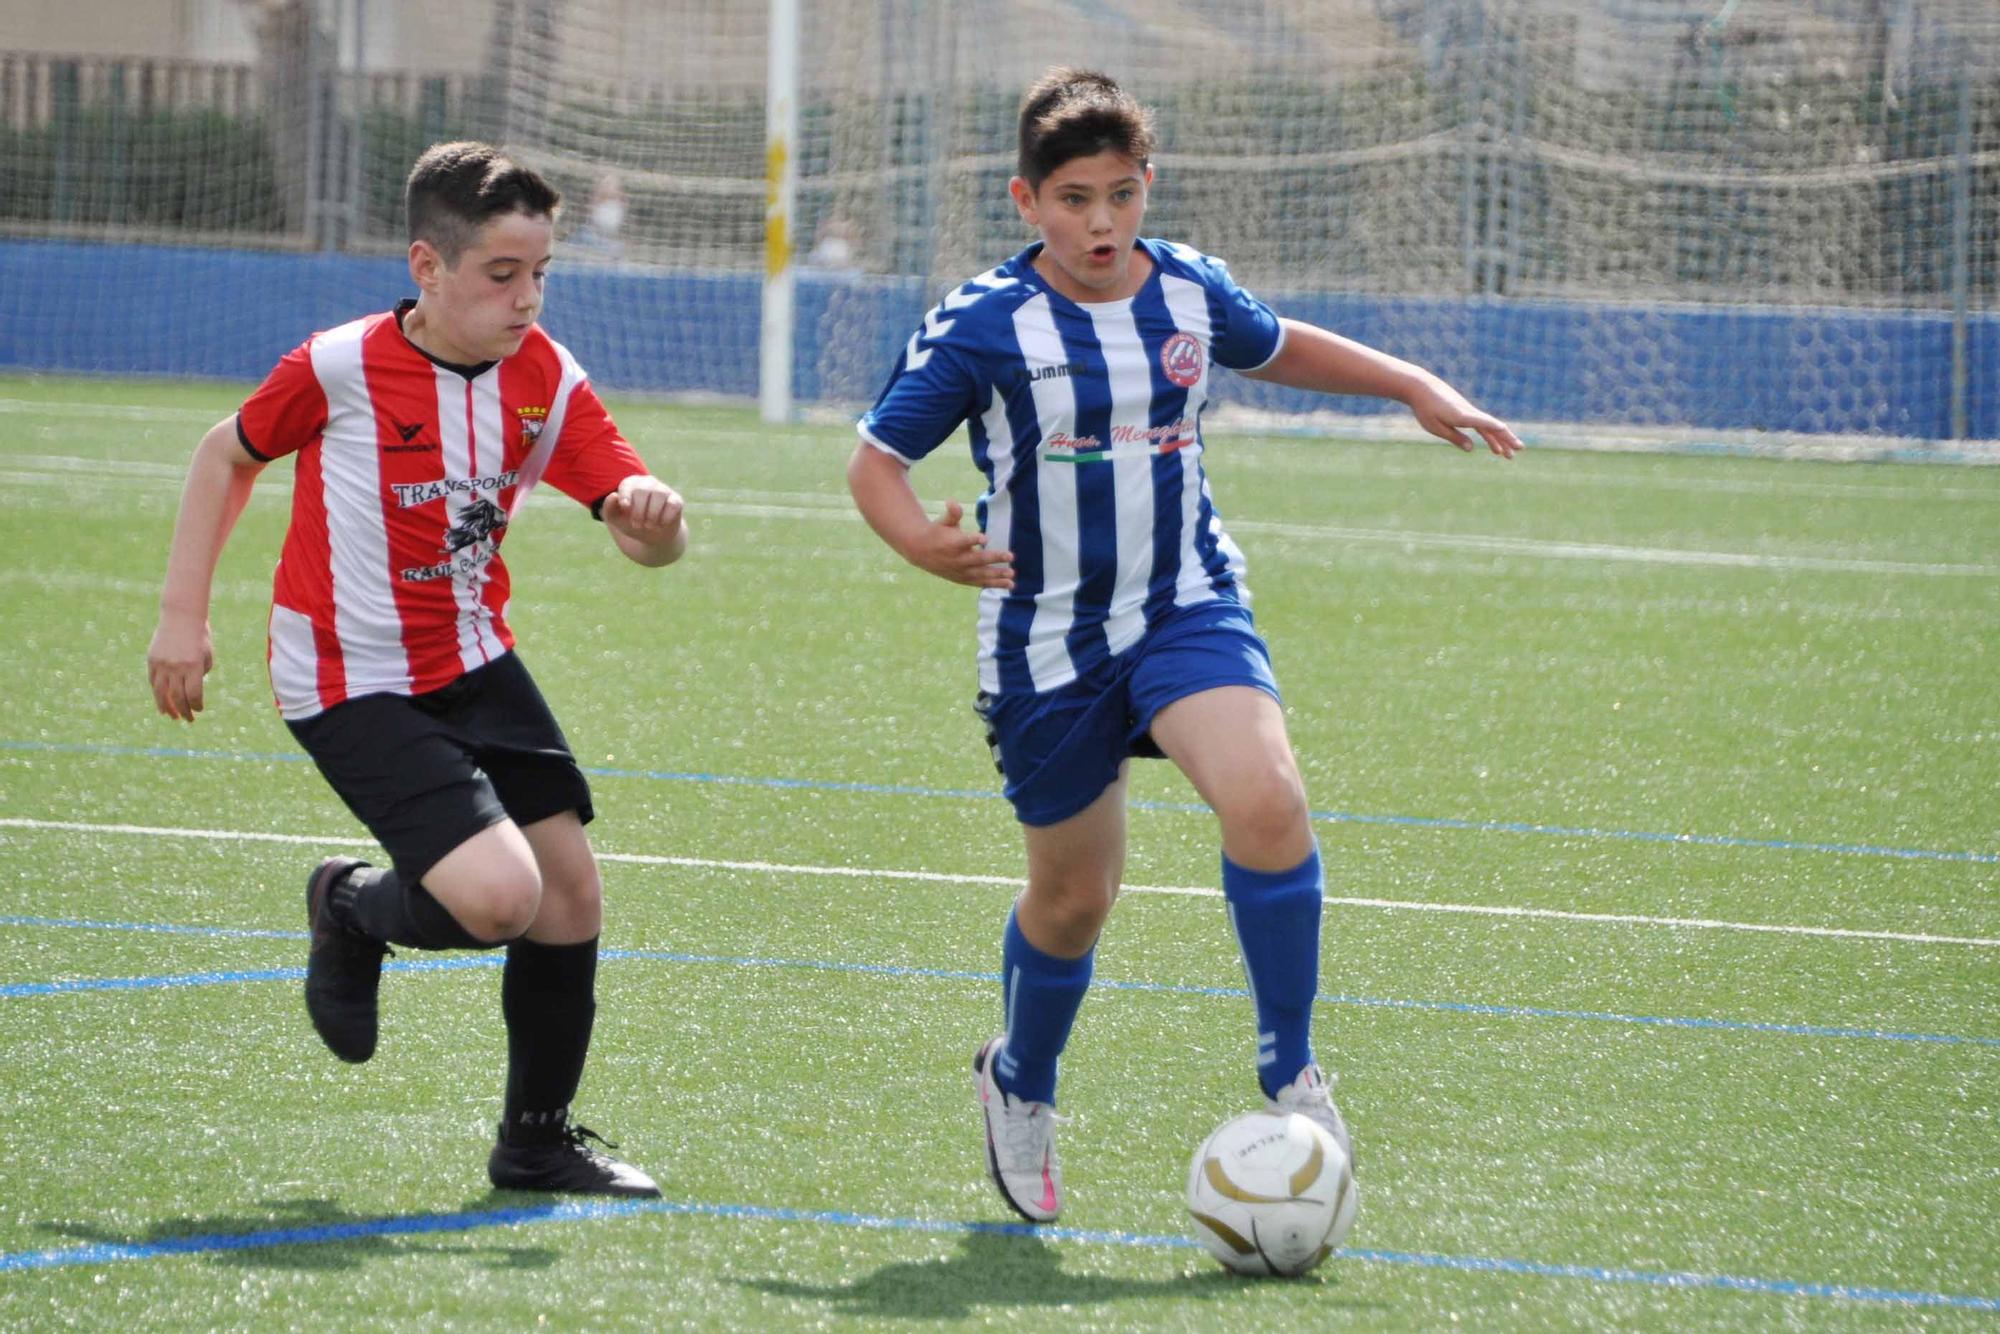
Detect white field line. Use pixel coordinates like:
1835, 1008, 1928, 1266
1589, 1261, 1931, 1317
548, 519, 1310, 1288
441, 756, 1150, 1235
703, 462, 2000, 502
2, 452, 1989, 576
15, 396, 2000, 500
0, 570, 271, 600
1226, 519, 1998, 577
0, 399, 225, 423
623, 497, 1995, 578
0, 466, 233, 492
4, 453, 192, 477
3, 816, 1994, 950
678, 503, 1996, 577
1215, 456, 2000, 502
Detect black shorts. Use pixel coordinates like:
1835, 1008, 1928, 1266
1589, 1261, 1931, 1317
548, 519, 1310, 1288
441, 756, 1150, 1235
286, 652, 594, 882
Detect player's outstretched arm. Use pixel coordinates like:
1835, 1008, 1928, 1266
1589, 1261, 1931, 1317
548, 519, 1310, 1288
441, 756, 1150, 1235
601, 473, 689, 568
847, 442, 1014, 590
148, 416, 268, 722
1246, 318, 1522, 459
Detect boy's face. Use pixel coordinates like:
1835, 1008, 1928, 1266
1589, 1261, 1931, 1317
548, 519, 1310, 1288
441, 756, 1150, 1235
1010, 151, 1152, 302
408, 208, 555, 363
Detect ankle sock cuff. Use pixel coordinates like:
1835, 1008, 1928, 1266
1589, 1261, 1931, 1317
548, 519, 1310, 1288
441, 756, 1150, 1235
501, 1105, 572, 1144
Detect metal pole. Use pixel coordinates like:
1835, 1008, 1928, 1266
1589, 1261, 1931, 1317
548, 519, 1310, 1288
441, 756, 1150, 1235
926, 4, 958, 293
304, 15, 326, 249
1502, 29, 1528, 296
346, 0, 365, 250
1949, 55, 1971, 442
1458, 10, 1479, 295
759, 0, 799, 423
1480, 25, 1504, 296
51, 61, 76, 227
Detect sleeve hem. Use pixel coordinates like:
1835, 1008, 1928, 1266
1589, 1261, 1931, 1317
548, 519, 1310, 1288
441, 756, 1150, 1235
235, 415, 275, 463
856, 424, 917, 466
1236, 319, 1288, 374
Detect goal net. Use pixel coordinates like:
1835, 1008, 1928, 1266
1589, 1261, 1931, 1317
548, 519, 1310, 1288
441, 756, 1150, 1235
2, 0, 1995, 444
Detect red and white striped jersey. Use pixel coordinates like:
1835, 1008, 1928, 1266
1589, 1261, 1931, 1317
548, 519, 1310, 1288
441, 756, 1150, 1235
238, 304, 647, 719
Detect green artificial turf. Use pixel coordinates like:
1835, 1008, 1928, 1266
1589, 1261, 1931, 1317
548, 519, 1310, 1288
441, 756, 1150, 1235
0, 375, 1994, 1330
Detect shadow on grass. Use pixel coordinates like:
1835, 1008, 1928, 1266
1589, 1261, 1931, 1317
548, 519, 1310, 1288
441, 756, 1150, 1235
741, 1227, 1376, 1320
37, 1196, 560, 1272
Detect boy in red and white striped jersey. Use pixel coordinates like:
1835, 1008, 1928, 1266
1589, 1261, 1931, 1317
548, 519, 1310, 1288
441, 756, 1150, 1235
147, 142, 686, 1197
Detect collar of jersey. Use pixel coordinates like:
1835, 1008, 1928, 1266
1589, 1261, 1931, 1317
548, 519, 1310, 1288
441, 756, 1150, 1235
393, 299, 499, 380
1013, 239, 1162, 312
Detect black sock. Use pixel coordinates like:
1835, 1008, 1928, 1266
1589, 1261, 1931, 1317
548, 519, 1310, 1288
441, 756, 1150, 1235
330, 866, 491, 950
500, 935, 599, 1143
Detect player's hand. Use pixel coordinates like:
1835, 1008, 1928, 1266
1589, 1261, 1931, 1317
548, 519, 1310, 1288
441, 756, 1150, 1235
911, 499, 1014, 590
147, 614, 214, 723
1407, 378, 1522, 459
602, 474, 685, 544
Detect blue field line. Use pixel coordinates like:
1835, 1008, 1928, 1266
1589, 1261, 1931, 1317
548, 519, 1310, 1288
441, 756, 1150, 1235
0, 1196, 1993, 1312
0, 967, 306, 998
7, 738, 1993, 866
0, 915, 306, 941
0, 955, 495, 999
2, 924, 1993, 1048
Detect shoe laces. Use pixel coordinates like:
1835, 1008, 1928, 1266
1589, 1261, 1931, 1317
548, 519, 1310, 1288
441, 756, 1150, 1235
563, 1122, 620, 1160
991, 1092, 1067, 1170
1274, 1067, 1337, 1109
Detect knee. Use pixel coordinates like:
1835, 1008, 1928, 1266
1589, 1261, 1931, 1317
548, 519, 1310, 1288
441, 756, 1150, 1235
539, 861, 604, 922
1045, 895, 1110, 947
466, 866, 544, 942
1216, 764, 1311, 856
1026, 876, 1115, 951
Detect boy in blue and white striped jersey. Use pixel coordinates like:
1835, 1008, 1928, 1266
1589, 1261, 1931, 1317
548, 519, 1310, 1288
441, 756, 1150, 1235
847, 67, 1521, 1225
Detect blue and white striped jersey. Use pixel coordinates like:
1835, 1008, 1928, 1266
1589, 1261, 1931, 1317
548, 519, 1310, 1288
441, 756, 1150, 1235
859, 238, 1286, 696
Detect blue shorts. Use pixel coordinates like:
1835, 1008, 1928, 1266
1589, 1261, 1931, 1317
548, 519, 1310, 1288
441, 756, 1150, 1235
974, 600, 1281, 827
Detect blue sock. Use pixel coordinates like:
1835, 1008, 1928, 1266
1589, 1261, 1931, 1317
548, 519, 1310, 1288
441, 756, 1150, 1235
1223, 845, 1323, 1097
994, 907, 1093, 1106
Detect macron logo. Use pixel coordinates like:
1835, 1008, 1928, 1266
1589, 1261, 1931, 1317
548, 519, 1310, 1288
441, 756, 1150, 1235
385, 420, 436, 453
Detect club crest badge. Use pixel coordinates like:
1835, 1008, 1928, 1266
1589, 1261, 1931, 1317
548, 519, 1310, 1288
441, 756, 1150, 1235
1160, 332, 1204, 388
517, 404, 548, 444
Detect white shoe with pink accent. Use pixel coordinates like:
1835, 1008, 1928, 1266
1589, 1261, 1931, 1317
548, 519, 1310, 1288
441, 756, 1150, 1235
1267, 1063, 1353, 1168
972, 1036, 1064, 1223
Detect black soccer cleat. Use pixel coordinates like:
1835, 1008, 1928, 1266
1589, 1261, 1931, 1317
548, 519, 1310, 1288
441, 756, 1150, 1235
488, 1122, 662, 1198
304, 856, 389, 1063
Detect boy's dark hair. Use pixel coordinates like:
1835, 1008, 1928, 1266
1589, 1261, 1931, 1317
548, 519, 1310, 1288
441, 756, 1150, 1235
1016, 67, 1156, 188
405, 141, 561, 263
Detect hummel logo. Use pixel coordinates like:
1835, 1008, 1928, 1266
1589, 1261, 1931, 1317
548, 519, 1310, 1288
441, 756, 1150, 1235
395, 421, 424, 442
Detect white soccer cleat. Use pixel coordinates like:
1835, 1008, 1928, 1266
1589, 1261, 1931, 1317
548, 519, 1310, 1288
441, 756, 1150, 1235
1267, 1064, 1353, 1168
972, 1036, 1064, 1223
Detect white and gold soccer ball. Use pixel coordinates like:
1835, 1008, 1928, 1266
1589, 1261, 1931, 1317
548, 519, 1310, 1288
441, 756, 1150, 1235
1185, 1110, 1356, 1277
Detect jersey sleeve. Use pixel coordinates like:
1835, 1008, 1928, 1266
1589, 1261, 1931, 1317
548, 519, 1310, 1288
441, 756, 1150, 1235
236, 340, 328, 461
540, 379, 649, 511
857, 317, 980, 463
1200, 256, 1286, 372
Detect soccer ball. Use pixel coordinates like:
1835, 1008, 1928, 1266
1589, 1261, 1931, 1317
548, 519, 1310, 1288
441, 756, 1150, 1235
1185, 1110, 1356, 1277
